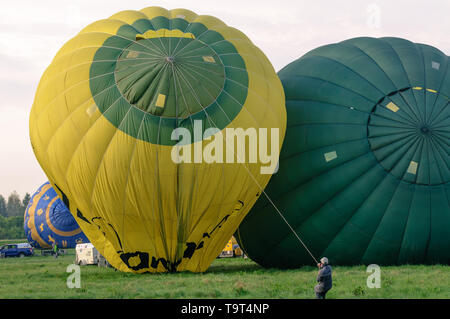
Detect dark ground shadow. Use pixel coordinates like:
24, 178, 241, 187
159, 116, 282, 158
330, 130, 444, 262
204, 258, 316, 275
205, 261, 263, 274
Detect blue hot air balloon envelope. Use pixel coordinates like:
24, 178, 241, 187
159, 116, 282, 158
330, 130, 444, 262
24, 182, 90, 249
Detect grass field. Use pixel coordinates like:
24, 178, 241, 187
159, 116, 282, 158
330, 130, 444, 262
0, 246, 448, 299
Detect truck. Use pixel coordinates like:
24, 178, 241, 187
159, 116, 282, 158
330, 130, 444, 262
0, 243, 34, 258
75, 243, 111, 268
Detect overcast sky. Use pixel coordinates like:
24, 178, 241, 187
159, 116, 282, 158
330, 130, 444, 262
0, 0, 449, 197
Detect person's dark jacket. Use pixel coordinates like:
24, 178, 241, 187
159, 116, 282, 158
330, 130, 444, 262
315, 265, 332, 293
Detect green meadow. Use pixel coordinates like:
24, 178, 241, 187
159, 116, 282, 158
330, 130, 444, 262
0, 247, 448, 299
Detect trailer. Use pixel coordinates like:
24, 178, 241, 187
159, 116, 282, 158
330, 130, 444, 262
75, 243, 112, 267
75, 243, 100, 265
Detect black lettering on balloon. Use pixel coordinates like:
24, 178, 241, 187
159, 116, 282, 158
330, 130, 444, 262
170, 260, 181, 272
108, 223, 123, 250
90, 217, 123, 250
91, 217, 105, 235
120, 251, 149, 271
76, 209, 91, 224
150, 256, 181, 272
54, 184, 70, 208
183, 241, 205, 259
234, 200, 244, 212
209, 214, 230, 236
118, 200, 245, 272
183, 242, 197, 259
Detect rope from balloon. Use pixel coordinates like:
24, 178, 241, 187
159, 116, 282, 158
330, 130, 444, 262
257, 189, 320, 265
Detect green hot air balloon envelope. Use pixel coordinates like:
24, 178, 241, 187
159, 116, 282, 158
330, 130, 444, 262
236, 37, 450, 268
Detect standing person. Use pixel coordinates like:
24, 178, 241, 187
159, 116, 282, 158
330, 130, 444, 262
314, 257, 332, 299
52, 242, 59, 259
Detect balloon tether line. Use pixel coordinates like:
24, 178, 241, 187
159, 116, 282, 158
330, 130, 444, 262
258, 188, 319, 265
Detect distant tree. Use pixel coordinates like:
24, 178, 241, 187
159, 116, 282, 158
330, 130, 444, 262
22, 193, 31, 208
0, 215, 25, 239
6, 191, 24, 217
0, 195, 6, 217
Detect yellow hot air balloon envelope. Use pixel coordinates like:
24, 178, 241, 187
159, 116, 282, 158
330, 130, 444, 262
29, 6, 286, 272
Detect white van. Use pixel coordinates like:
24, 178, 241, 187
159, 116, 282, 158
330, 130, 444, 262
75, 243, 100, 265
75, 243, 112, 267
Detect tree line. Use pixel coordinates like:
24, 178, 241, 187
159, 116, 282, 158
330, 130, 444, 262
0, 191, 31, 240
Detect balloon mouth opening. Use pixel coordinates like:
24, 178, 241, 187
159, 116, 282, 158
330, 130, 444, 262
420, 126, 430, 134
165, 56, 175, 64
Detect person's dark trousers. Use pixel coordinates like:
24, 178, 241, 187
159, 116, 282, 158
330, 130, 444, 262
315, 291, 327, 299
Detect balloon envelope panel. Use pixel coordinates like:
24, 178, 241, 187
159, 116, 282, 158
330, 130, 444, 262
236, 37, 450, 267
29, 7, 286, 272
24, 182, 90, 249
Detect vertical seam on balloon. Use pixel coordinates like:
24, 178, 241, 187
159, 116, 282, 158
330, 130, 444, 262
138, 9, 173, 57
125, 17, 169, 56
428, 136, 448, 184
418, 45, 429, 125
172, 63, 216, 266
170, 13, 197, 56
172, 26, 221, 58
428, 98, 450, 128
423, 190, 432, 262
424, 58, 448, 124
145, 17, 170, 57
429, 135, 450, 175
360, 177, 401, 263
395, 182, 415, 265
84, 97, 134, 235
380, 39, 423, 123
413, 44, 427, 126
154, 112, 171, 264
118, 108, 149, 259
170, 54, 182, 263
405, 137, 425, 184
344, 40, 422, 123
425, 126, 432, 186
